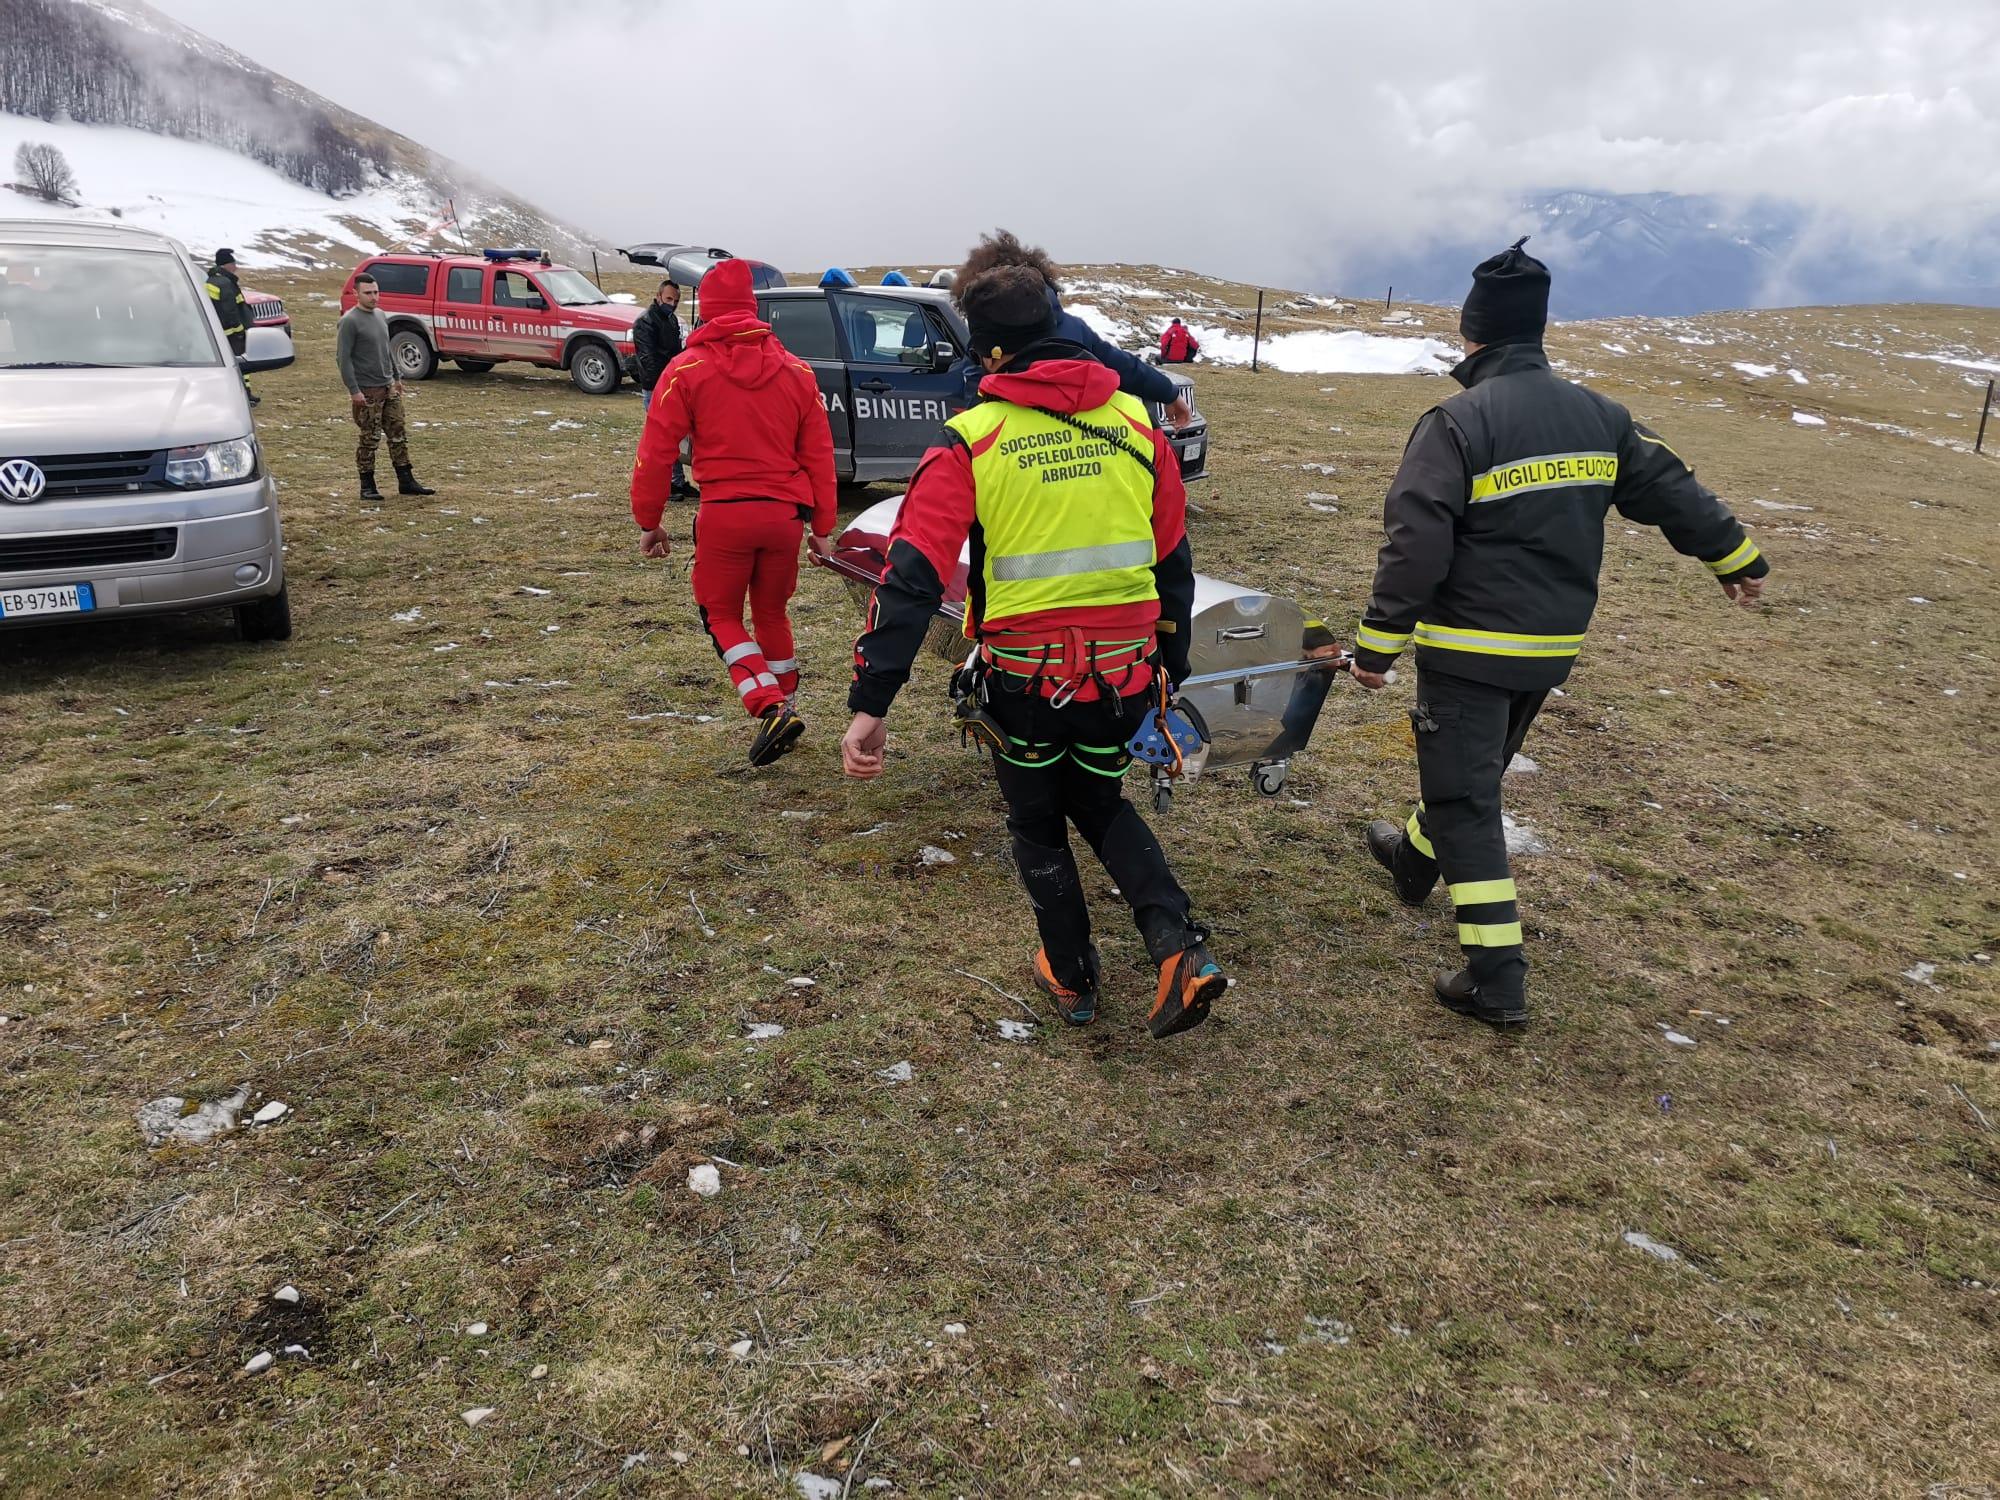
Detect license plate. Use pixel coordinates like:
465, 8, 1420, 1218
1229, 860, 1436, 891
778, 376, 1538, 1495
0, 582, 95, 619
1183, 443, 1204, 465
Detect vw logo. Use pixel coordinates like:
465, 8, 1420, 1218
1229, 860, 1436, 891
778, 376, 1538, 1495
0, 459, 46, 504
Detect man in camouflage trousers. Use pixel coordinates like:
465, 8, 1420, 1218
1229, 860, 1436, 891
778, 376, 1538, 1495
337, 272, 435, 500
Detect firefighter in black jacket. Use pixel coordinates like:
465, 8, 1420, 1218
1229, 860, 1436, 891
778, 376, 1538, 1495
206, 248, 257, 406
1351, 238, 1771, 1028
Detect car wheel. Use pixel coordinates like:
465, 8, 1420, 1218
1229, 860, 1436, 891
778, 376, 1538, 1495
569, 340, 619, 395
455, 359, 496, 374
391, 329, 437, 381
236, 584, 293, 643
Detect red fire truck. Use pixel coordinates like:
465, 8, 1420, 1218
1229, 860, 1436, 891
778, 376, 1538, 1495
338, 249, 640, 394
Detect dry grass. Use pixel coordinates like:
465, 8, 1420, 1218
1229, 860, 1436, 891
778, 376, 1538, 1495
1, 266, 1996, 1498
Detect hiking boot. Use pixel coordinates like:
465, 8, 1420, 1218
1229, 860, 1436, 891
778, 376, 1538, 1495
1366, 819, 1435, 906
747, 703, 805, 767
358, 469, 383, 501
1433, 967, 1528, 1029
1149, 941, 1226, 1040
395, 465, 436, 496
1032, 945, 1100, 1026
246, 391, 261, 407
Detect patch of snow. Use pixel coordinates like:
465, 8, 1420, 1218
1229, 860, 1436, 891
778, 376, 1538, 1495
1731, 362, 1777, 378
1185, 323, 1453, 375
0, 111, 453, 266
745, 1023, 786, 1040
876, 1061, 913, 1084
686, 1164, 722, 1197
1902, 962, 1937, 987
1065, 302, 1134, 345
136, 1086, 248, 1147
251, 1100, 289, 1124
918, 845, 956, 866
1622, 1231, 1681, 1263
995, 1019, 1035, 1041
1787, 369, 1811, 386
1501, 814, 1547, 858
391, 607, 423, 623
1751, 499, 1812, 511
1791, 412, 1827, 427
1659, 1027, 1697, 1048
795, 1475, 843, 1500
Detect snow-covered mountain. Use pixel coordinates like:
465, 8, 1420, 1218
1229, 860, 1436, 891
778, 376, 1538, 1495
1331, 191, 2000, 319
0, 0, 599, 267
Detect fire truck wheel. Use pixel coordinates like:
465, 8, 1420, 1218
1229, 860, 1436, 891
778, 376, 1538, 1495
390, 329, 437, 381
455, 360, 496, 374
569, 340, 620, 396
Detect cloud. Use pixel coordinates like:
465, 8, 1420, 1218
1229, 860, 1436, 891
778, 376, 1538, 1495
143, 0, 2000, 287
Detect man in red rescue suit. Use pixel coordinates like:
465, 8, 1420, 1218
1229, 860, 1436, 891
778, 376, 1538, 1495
1352, 239, 1772, 1028
631, 258, 837, 766
1158, 318, 1199, 364
840, 252, 1227, 1040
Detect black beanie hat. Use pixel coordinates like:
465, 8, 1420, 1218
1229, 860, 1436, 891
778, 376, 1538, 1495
214, 248, 237, 266
1460, 236, 1549, 344
961, 265, 1059, 360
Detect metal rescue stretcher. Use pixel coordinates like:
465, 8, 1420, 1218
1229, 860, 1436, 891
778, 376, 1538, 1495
816, 496, 1351, 810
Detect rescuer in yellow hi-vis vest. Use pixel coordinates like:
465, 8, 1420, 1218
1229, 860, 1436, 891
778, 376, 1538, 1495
205, 248, 257, 407
841, 244, 1227, 1040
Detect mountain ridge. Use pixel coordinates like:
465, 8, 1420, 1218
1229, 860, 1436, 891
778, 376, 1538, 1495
0, 0, 601, 265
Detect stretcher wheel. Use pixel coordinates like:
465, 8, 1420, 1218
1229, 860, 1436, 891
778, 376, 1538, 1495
1153, 781, 1173, 815
1252, 763, 1288, 798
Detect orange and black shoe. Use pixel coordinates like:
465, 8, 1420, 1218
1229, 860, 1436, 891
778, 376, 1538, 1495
1149, 941, 1226, 1040
747, 703, 805, 766
1032, 945, 1100, 1026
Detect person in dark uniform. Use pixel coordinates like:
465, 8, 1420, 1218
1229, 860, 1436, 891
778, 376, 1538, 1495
205, 248, 256, 406
632, 278, 690, 497
1350, 238, 1772, 1028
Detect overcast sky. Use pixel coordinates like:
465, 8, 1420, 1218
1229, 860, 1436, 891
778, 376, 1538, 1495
146, 0, 2000, 287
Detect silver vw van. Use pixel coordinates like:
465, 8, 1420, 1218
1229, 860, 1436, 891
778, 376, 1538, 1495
0, 219, 291, 642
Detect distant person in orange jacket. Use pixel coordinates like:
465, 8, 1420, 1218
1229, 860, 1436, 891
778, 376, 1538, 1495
631, 258, 838, 766
1158, 317, 1200, 363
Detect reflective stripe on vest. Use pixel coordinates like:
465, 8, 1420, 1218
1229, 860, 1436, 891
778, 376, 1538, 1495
947, 392, 1159, 627
1414, 622, 1585, 658
1470, 450, 1618, 504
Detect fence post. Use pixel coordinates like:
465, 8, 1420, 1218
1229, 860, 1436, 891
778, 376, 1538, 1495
1978, 378, 1994, 455
1385, 285, 1394, 313
592, 250, 602, 285
1251, 289, 1265, 373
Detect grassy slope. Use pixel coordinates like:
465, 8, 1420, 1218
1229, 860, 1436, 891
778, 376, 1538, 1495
1, 270, 1995, 1499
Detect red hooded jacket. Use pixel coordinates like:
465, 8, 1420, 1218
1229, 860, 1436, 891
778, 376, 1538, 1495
1159, 322, 1198, 361
847, 354, 1196, 717
630, 260, 836, 534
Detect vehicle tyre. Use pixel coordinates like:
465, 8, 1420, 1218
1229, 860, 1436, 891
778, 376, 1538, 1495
569, 340, 619, 395
236, 583, 293, 643
455, 359, 496, 374
391, 329, 437, 381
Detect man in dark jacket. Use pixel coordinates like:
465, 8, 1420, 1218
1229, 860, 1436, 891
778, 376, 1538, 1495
633, 278, 689, 495
952, 231, 1192, 429
1350, 238, 1772, 1029
205, 248, 257, 406
631, 259, 837, 766
633, 279, 684, 402
841, 256, 1223, 1041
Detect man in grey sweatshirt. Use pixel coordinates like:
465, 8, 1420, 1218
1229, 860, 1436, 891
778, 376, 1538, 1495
337, 273, 434, 499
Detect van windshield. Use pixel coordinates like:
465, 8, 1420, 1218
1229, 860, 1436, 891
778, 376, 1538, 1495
539, 268, 610, 307
0, 245, 222, 370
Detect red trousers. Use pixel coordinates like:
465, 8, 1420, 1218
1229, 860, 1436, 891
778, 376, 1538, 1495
691, 500, 804, 718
